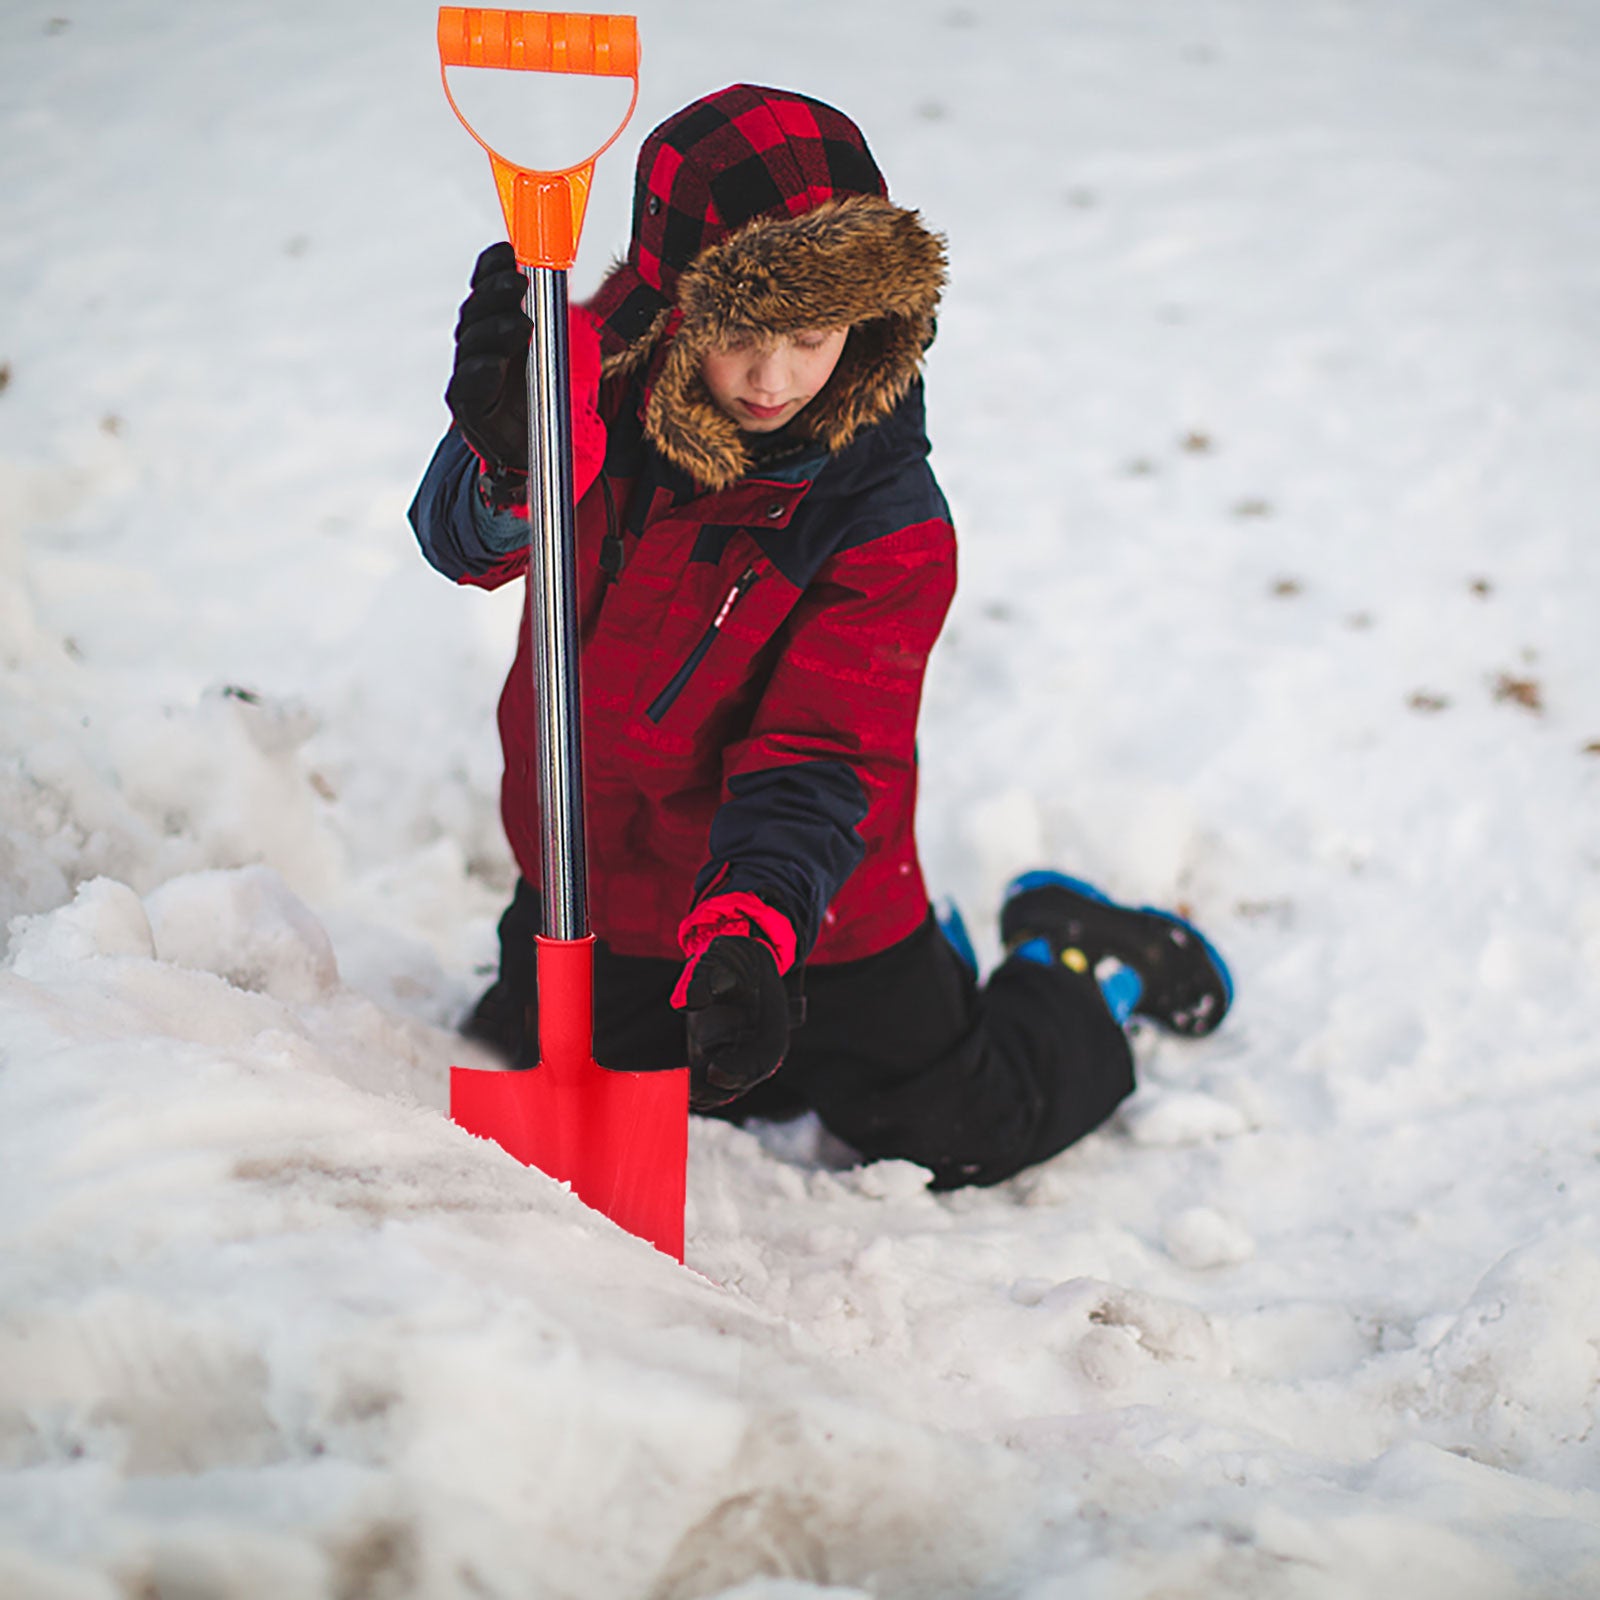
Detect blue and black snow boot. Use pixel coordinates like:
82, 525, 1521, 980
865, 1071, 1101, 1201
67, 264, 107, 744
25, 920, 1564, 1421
1000, 871, 1233, 1037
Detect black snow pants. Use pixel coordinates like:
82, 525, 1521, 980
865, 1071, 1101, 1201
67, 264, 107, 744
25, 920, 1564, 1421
465, 877, 1136, 1190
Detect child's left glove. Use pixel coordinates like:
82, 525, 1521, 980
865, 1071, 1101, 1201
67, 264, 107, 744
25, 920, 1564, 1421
671, 894, 798, 1110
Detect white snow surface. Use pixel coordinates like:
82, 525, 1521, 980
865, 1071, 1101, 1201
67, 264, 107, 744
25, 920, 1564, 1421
4, 1, 1600, 1596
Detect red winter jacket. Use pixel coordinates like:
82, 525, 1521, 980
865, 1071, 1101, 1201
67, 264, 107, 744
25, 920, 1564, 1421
410, 336, 955, 967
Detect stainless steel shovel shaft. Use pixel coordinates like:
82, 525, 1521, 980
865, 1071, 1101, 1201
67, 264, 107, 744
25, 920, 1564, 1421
525, 265, 588, 943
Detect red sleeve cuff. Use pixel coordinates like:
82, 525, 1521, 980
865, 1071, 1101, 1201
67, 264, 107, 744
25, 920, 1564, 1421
669, 892, 798, 1008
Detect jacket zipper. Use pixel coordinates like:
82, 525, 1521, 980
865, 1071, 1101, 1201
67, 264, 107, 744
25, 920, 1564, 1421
645, 565, 762, 724
598, 476, 625, 584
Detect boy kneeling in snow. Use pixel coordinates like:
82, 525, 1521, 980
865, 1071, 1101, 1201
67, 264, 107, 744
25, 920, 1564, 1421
410, 85, 1231, 1188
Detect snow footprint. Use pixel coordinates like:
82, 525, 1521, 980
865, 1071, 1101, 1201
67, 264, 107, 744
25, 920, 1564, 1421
1400, 1231, 1600, 1468
1036, 1277, 1231, 1391
1121, 1088, 1254, 1146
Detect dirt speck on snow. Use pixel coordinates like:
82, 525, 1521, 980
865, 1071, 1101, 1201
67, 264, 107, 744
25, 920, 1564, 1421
1492, 673, 1543, 714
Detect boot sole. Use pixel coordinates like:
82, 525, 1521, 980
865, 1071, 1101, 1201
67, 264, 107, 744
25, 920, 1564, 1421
1001, 871, 1234, 1037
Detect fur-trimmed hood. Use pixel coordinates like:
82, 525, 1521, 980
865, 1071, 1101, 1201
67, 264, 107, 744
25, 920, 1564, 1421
607, 195, 945, 493
582, 85, 946, 493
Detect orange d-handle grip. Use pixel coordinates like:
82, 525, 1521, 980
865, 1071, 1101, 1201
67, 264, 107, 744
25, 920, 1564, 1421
438, 8, 640, 270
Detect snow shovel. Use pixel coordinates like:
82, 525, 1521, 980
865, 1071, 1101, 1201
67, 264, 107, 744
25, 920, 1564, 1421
438, 8, 689, 1261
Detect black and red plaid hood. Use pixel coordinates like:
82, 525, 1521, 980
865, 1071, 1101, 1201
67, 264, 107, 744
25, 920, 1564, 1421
585, 84, 946, 492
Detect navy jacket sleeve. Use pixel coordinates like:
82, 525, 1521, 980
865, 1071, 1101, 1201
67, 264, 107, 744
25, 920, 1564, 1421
408, 429, 529, 584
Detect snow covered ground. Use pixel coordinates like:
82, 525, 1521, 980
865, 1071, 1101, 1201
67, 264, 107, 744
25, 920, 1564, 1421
4, 0, 1600, 1595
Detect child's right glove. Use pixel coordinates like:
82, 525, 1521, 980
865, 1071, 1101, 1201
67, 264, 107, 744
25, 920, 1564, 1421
446, 242, 531, 476
670, 894, 798, 1110
446, 243, 607, 511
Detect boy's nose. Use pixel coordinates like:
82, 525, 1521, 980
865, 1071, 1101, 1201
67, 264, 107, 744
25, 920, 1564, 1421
748, 351, 789, 397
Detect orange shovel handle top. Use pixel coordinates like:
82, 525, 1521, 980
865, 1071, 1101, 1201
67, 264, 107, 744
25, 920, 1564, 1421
438, 7, 640, 269
438, 7, 638, 74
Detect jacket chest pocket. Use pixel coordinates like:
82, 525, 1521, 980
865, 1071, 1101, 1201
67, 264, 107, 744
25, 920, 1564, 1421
645, 564, 764, 725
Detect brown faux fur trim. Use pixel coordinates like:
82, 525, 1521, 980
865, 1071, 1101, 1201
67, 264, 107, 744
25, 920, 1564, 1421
601, 196, 946, 493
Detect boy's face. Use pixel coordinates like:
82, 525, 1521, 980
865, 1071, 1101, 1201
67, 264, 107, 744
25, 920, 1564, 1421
699, 328, 849, 433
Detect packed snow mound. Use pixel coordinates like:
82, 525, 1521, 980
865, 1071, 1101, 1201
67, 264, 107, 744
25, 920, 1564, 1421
7, 877, 156, 971
144, 865, 340, 1004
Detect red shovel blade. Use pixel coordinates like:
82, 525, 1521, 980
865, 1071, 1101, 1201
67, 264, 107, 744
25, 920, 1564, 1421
451, 937, 688, 1261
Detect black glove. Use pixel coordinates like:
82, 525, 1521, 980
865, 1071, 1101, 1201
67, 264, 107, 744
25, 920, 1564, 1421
445, 242, 531, 475
682, 936, 791, 1110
